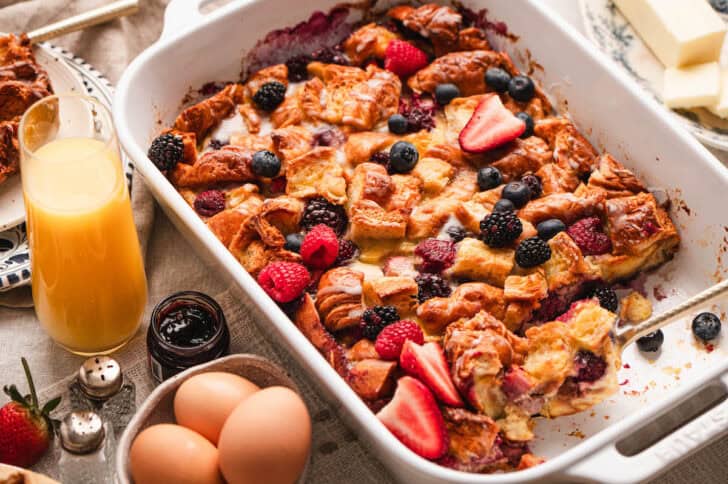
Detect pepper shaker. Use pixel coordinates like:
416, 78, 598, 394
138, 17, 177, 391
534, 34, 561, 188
57, 411, 115, 484
68, 356, 136, 433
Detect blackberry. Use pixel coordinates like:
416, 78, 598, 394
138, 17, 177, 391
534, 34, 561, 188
311, 46, 349, 65
637, 330, 664, 353
692, 312, 722, 341
285, 54, 311, 82
370, 151, 391, 171
521, 174, 542, 198
446, 225, 468, 242
480, 211, 522, 248
590, 285, 618, 313
515, 237, 551, 268
148, 133, 184, 171
335, 239, 359, 266
360, 306, 400, 340
301, 197, 348, 236
415, 273, 452, 303
404, 106, 435, 131
253, 81, 286, 111
208, 139, 228, 150
574, 351, 607, 382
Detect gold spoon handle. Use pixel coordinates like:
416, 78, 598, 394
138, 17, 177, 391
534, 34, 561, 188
26, 0, 139, 44
617, 278, 728, 348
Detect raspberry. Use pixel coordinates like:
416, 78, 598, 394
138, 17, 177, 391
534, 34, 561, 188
384, 40, 429, 77
521, 174, 542, 198
375, 320, 425, 360
567, 217, 612, 256
360, 306, 400, 340
301, 197, 348, 236
253, 81, 286, 111
480, 211, 522, 248
414, 238, 456, 273
285, 54, 312, 82
300, 224, 339, 269
334, 239, 359, 266
573, 351, 607, 382
415, 273, 452, 302
148, 133, 184, 171
257, 261, 311, 303
590, 285, 618, 313
515, 237, 551, 268
193, 190, 225, 217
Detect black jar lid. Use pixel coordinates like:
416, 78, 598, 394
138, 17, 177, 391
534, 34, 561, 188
147, 291, 229, 382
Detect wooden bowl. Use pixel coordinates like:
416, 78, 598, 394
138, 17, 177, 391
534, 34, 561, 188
115, 354, 309, 484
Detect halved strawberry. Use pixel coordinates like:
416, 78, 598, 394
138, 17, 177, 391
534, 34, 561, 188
458, 94, 526, 153
400, 341, 463, 407
376, 376, 449, 460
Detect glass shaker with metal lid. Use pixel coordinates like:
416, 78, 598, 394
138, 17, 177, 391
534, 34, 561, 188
57, 410, 115, 484
68, 355, 136, 433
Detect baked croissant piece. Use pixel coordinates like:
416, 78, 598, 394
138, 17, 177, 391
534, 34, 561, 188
316, 267, 365, 331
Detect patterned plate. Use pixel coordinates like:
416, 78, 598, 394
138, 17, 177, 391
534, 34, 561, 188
0, 43, 133, 292
579, 0, 728, 151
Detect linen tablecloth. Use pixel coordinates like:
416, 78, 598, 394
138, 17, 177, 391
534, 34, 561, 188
0, 1, 726, 482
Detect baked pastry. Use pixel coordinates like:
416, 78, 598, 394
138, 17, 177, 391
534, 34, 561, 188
154, 2, 680, 473
0, 34, 53, 184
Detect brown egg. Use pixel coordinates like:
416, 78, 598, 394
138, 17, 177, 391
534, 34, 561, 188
174, 372, 259, 444
218, 386, 311, 484
129, 424, 222, 484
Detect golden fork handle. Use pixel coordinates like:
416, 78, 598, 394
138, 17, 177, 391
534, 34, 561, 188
617, 278, 728, 349
26, 0, 139, 44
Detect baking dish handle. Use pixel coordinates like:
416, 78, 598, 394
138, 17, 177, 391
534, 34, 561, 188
561, 370, 728, 483
160, 0, 220, 41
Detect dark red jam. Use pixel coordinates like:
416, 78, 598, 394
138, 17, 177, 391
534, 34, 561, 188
147, 291, 229, 382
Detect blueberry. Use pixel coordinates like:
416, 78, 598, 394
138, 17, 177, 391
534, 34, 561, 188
435, 83, 460, 105
636, 330, 664, 353
692, 312, 722, 341
485, 67, 511, 93
284, 233, 304, 253
389, 141, 419, 173
477, 166, 503, 191
251, 150, 281, 178
536, 219, 566, 240
501, 181, 531, 208
493, 199, 515, 212
508, 75, 536, 102
388, 114, 409, 135
515, 112, 534, 138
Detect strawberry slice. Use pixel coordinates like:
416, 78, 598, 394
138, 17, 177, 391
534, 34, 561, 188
458, 94, 526, 153
376, 376, 449, 460
400, 341, 464, 407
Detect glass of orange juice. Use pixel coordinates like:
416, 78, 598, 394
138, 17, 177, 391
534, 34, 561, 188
18, 94, 147, 355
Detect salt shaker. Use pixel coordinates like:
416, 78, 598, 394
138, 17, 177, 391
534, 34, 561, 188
58, 411, 115, 484
68, 356, 136, 433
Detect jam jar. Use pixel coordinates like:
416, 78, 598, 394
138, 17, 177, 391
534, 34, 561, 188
147, 291, 229, 382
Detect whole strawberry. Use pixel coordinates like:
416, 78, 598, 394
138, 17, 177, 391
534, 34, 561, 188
0, 358, 60, 468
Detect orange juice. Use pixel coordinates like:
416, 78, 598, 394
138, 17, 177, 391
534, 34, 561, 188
23, 137, 147, 354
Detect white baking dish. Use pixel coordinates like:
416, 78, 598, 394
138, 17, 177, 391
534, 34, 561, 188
114, 1, 728, 482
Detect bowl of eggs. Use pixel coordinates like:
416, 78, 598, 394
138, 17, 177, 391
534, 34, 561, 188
116, 354, 311, 484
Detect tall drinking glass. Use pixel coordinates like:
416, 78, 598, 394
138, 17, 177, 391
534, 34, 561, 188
19, 94, 147, 355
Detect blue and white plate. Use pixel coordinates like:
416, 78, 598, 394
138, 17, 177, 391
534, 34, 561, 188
579, 0, 728, 151
0, 43, 133, 292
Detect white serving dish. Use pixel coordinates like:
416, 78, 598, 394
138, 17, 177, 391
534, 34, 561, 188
114, 1, 728, 482
115, 354, 309, 484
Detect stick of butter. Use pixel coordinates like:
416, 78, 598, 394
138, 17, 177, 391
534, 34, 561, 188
709, 69, 728, 118
663, 62, 720, 109
614, 0, 726, 67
